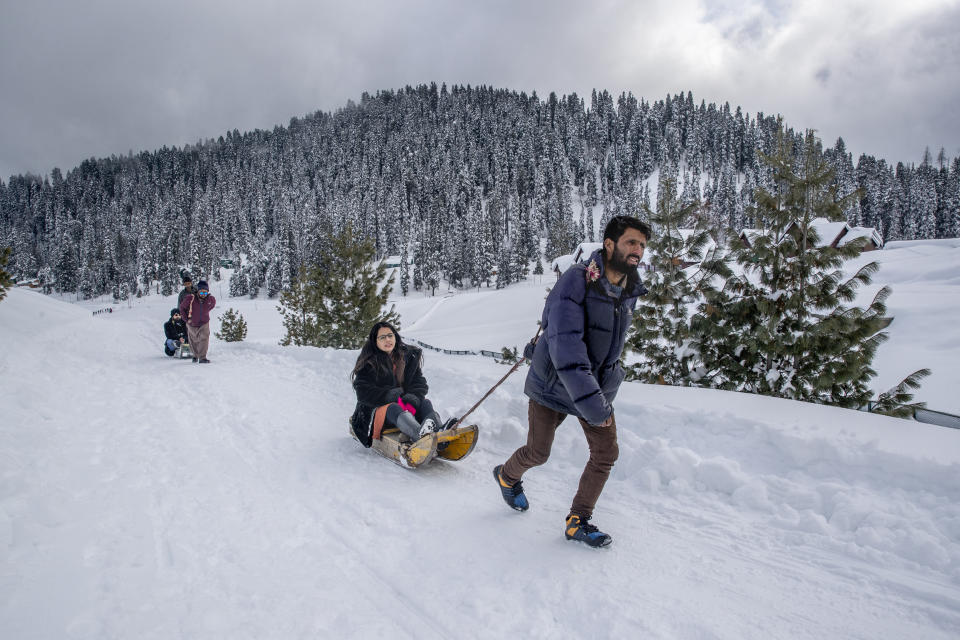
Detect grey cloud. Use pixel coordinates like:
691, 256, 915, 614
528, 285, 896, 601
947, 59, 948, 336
1, 0, 959, 179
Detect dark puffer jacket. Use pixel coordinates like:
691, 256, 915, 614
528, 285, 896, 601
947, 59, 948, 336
525, 248, 647, 426
350, 345, 429, 447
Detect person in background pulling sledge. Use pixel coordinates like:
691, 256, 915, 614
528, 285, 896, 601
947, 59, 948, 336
163, 308, 188, 356
350, 321, 452, 447
179, 279, 216, 363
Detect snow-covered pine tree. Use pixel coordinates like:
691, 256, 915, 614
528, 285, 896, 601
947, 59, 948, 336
949, 157, 960, 238
0, 247, 14, 302
495, 233, 513, 290
913, 151, 938, 240
278, 225, 399, 349
399, 243, 410, 296
2, 86, 956, 305
472, 195, 495, 288
627, 176, 730, 384
697, 129, 924, 411
229, 264, 249, 297
825, 138, 861, 225
411, 231, 424, 292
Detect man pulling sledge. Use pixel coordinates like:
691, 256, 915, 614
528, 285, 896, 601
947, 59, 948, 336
179, 279, 216, 363
493, 215, 651, 547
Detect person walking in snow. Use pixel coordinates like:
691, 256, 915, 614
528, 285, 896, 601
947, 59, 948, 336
493, 215, 651, 548
179, 279, 216, 363
350, 321, 451, 447
163, 308, 188, 357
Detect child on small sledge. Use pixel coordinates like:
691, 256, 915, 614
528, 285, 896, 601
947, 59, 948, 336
350, 321, 453, 447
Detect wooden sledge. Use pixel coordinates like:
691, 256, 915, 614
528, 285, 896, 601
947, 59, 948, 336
176, 343, 193, 359
351, 424, 479, 469
435, 424, 479, 461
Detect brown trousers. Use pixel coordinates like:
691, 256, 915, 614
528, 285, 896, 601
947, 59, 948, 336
186, 323, 210, 359
502, 399, 619, 520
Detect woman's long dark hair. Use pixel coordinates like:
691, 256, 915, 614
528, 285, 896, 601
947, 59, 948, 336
351, 321, 420, 382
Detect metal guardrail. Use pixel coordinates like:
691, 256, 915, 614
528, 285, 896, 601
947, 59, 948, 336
412, 339, 507, 360
863, 401, 960, 429
914, 408, 960, 430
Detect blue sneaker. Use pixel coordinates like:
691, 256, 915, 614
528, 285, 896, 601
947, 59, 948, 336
493, 465, 529, 511
564, 514, 612, 548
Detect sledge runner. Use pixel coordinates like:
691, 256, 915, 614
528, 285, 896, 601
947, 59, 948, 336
349, 321, 476, 467
492, 215, 651, 547
163, 308, 188, 357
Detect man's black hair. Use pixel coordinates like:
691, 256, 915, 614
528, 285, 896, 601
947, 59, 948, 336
603, 215, 652, 244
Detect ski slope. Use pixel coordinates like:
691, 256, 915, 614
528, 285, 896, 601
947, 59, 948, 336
1, 240, 959, 639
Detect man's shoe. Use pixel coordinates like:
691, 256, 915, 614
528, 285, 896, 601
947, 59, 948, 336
192, 357, 198, 363
493, 465, 529, 511
564, 514, 612, 548
199, 358, 210, 363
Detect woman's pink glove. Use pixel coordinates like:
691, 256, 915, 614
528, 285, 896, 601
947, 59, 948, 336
397, 397, 417, 416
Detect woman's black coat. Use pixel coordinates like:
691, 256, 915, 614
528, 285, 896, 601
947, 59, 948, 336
350, 345, 428, 447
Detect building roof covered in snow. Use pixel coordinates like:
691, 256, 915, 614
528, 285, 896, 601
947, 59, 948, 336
739, 218, 883, 251
551, 242, 603, 273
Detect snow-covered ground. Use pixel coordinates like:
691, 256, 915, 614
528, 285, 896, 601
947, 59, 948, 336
1, 239, 959, 639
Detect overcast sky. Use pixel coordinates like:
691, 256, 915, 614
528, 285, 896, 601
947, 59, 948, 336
2, 0, 958, 181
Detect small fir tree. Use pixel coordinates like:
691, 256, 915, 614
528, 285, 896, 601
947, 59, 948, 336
399, 244, 410, 296
870, 368, 931, 418
627, 177, 730, 384
496, 346, 521, 365
278, 225, 400, 349
215, 308, 248, 342
696, 128, 926, 412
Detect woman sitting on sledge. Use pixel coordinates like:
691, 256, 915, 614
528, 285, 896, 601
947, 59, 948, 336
350, 321, 452, 447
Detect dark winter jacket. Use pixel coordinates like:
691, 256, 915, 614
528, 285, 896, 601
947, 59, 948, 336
350, 345, 429, 447
164, 317, 187, 342
179, 293, 217, 327
524, 248, 647, 426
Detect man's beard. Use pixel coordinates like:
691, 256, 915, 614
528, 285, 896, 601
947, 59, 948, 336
607, 245, 638, 274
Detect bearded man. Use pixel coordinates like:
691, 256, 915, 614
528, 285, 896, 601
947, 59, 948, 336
493, 215, 651, 548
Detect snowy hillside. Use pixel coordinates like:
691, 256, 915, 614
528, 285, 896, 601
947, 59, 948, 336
1, 240, 959, 639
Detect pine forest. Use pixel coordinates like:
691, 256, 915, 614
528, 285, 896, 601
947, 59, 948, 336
1, 83, 958, 300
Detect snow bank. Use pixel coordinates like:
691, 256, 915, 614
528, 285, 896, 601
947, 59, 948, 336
1, 262, 959, 639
